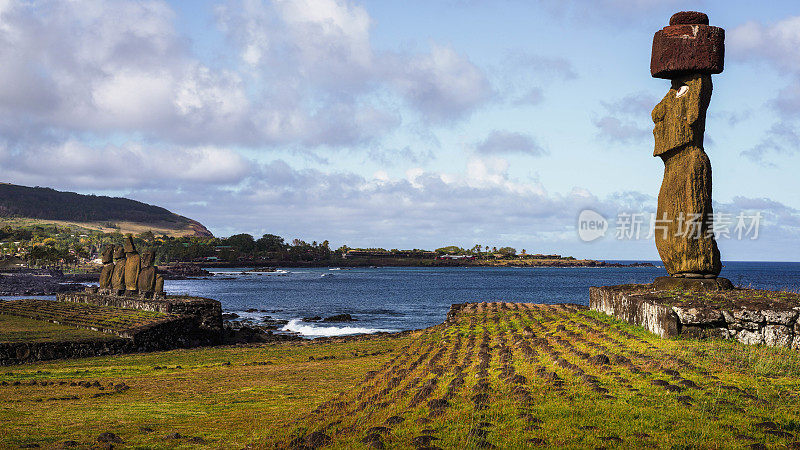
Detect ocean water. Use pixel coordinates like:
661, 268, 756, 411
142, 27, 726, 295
162, 262, 800, 338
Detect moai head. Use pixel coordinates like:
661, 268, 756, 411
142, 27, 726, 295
651, 74, 713, 156
101, 245, 114, 264
140, 250, 155, 268
123, 234, 136, 253
113, 245, 125, 260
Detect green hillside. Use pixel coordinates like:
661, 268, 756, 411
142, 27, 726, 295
0, 183, 212, 237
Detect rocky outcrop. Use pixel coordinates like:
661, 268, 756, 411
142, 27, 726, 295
0, 273, 84, 296
158, 264, 212, 279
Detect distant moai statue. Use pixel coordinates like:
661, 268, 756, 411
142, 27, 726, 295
123, 234, 140, 295
154, 274, 165, 298
111, 245, 126, 295
137, 250, 157, 297
98, 245, 115, 292
650, 11, 723, 279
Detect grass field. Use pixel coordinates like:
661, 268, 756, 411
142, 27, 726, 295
2, 303, 800, 448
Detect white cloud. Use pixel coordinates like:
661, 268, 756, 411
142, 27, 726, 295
475, 130, 547, 156
0, 0, 493, 152
218, 0, 492, 124
729, 16, 800, 161
729, 17, 800, 72
0, 140, 252, 189
389, 44, 493, 122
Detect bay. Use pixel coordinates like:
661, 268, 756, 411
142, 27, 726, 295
164, 261, 800, 338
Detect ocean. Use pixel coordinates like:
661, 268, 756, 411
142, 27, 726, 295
162, 261, 800, 338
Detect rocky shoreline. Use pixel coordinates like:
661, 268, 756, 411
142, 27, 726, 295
0, 271, 86, 296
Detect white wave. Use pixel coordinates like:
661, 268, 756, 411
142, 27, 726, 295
281, 319, 394, 337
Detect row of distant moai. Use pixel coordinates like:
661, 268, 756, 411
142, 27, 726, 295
98, 234, 164, 297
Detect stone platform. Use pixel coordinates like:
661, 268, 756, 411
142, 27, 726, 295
590, 282, 800, 348
0, 299, 212, 364
57, 292, 222, 331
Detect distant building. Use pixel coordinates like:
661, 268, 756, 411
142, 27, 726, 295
344, 250, 437, 259
437, 254, 474, 260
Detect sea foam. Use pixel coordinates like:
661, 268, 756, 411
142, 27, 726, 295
281, 319, 394, 337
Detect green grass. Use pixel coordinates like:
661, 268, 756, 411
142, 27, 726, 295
653, 287, 800, 308
1, 304, 799, 448
0, 334, 410, 448
0, 314, 116, 343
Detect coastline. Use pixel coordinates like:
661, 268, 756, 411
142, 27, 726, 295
190, 258, 656, 269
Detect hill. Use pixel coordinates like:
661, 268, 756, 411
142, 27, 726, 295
0, 183, 212, 237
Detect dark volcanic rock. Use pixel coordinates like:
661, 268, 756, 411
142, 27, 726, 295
323, 314, 356, 322
0, 272, 84, 295
158, 264, 212, 280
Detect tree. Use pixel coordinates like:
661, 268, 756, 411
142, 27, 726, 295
498, 247, 516, 257
256, 234, 286, 252
225, 234, 256, 253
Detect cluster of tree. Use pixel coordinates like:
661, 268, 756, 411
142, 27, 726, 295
435, 245, 520, 257
0, 223, 98, 267
156, 233, 336, 263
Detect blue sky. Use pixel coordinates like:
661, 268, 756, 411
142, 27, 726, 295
0, 0, 798, 261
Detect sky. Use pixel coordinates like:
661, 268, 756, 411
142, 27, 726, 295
0, 0, 799, 261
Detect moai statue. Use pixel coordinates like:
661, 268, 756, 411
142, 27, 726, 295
98, 245, 115, 292
137, 250, 157, 298
123, 234, 140, 295
650, 11, 723, 279
154, 274, 165, 298
111, 245, 126, 295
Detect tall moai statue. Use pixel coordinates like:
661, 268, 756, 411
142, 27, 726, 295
111, 245, 126, 295
98, 245, 115, 292
650, 11, 723, 279
123, 234, 140, 295
137, 250, 157, 298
